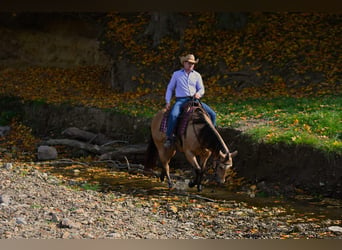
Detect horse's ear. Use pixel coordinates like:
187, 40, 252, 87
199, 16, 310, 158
230, 151, 238, 158
219, 150, 226, 159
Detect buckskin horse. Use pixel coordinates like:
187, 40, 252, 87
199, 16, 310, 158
145, 100, 237, 191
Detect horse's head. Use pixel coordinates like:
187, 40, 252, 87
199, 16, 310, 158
214, 150, 238, 184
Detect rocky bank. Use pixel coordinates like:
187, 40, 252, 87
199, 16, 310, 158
1, 162, 341, 239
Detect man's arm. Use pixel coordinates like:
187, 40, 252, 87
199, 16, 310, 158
165, 72, 177, 108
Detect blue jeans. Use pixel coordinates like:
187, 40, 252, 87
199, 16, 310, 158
166, 97, 216, 137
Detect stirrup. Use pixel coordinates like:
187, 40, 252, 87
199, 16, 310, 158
164, 136, 175, 148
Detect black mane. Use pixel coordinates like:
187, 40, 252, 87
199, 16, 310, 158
191, 108, 228, 155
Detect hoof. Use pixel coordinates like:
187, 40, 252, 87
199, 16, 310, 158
188, 181, 195, 188
168, 182, 174, 189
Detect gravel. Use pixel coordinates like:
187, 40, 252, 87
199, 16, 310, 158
1, 162, 341, 239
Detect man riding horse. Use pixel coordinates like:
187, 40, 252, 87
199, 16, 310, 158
164, 54, 216, 148
145, 54, 237, 191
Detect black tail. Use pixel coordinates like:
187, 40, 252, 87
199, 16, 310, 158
144, 135, 158, 172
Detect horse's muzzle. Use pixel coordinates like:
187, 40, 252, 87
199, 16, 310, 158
215, 175, 226, 184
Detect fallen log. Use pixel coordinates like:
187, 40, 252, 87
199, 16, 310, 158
41, 139, 115, 154
61, 127, 127, 146
99, 144, 147, 160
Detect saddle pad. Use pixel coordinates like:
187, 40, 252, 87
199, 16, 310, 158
177, 106, 199, 136
160, 109, 170, 133
159, 105, 202, 135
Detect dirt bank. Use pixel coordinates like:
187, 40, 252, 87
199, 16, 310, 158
1, 98, 341, 199
219, 128, 342, 198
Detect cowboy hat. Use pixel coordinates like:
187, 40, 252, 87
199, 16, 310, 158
180, 54, 199, 64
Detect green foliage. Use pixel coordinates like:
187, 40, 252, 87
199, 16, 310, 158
222, 96, 342, 153
0, 96, 23, 125
80, 182, 101, 192
0, 111, 18, 125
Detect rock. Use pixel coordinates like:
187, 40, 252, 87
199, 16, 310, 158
16, 217, 27, 225
174, 180, 189, 190
0, 194, 10, 205
2, 163, 13, 170
73, 169, 81, 175
82, 233, 95, 239
37, 145, 58, 160
292, 224, 306, 232
329, 226, 342, 233
59, 218, 81, 229
49, 212, 60, 222
62, 231, 71, 239
0, 126, 10, 137
107, 232, 122, 238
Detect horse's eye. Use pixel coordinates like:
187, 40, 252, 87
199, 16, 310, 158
222, 163, 231, 169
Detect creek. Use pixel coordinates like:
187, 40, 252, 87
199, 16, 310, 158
36, 161, 342, 221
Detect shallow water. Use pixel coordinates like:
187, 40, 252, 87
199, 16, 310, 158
38, 163, 342, 221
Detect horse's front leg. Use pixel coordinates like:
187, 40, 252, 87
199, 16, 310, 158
188, 166, 201, 188
195, 150, 211, 192
184, 151, 203, 191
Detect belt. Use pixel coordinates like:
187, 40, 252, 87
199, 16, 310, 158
176, 96, 192, 100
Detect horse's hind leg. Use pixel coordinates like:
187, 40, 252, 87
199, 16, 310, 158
157, 146, 175, 189
160, 168, 166, 182
160, 148, 176, 188
160, 164, 172, 187
161, 162, 173, 188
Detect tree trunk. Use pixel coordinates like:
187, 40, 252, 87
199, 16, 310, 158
109, 57, 139, 92
144, 12, 187, 47
216, 13, 248, 30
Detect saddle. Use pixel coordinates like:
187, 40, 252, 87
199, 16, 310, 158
160, 100, 204, 136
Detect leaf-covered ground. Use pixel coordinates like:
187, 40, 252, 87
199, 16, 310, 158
0, 13, 341, 240
0, 12, 341, 154
103, 13, 341, 86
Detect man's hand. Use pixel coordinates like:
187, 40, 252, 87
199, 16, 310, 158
165, 103, 171, 110
194, 93, 201, 99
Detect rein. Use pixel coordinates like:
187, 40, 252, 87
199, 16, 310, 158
189, 98, 208, 145
188, 101, 226, 160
